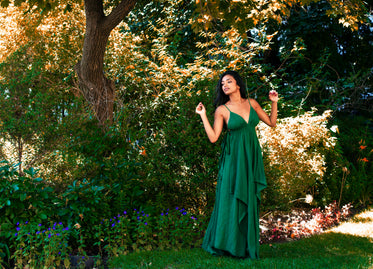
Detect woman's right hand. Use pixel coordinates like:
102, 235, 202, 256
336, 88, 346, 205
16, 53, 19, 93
196, 102, 206, 115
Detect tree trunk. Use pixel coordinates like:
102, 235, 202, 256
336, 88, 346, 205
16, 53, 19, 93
17, 137, 23, 175
75, 0, 137, 128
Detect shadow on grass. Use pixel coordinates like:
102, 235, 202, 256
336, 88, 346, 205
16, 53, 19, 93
109, 232, 373, 269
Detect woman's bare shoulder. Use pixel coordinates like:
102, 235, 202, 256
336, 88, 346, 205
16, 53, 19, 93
216, 104, 227, 112
249, 98, 260, 108
215, 104, 228, 117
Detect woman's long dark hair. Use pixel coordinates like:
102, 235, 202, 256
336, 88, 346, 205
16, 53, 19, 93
213, 70, 248, 108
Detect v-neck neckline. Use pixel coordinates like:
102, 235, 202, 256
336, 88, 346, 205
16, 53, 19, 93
225, 103, 251, 125
229, 110, 250, 125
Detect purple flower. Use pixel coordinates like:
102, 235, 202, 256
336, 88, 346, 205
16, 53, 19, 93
16, 222, 19, 226
48, 234, 52, 238
161, 213, 164, 216
16, 227, 20, 231
56, 233, 60, 236
144, 222, 148, 226
137, 216, 140, 220
15, 233, 18, 237
112, 223, 115, 227
25, 221, 28, 224
64, 227, 69, 231
38, 224, 42, 227
123, 211, 127, 215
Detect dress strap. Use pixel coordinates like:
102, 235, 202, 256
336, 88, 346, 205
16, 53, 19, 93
224, 104, 231, 112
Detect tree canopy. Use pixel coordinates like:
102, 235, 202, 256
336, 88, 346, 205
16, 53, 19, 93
0, 0, 370, 126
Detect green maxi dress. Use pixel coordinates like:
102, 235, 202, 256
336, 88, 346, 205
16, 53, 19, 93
202, 100, 267, 259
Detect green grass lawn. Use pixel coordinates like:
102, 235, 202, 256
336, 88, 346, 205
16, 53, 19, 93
109, 232, 373, 269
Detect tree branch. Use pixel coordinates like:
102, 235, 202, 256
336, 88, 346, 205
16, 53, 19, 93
103, 0, 137, 32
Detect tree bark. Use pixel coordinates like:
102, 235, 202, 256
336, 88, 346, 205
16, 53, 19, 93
75, 0, 137, 128
17, 137, 23, 175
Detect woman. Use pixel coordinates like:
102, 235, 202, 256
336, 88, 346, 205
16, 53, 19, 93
195, 70, 278, 259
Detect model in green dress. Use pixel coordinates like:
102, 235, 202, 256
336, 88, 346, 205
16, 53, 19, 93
196, 71, 278, 259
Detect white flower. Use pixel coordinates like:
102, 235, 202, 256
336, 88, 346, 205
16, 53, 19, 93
330, 125, 339, 133
305, 194, 313, 204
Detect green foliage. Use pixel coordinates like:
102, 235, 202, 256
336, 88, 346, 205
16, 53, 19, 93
11, 221, 71, 269
0, 161, 59, 267
122, 77, 221, 212
0, 161, 58, 230
333, 116, 373, 205
0, 44, 79, 179
126, 0, 198, 66
268, 1, 373, 113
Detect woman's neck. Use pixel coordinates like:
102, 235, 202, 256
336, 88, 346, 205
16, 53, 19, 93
229, 92, 244, 105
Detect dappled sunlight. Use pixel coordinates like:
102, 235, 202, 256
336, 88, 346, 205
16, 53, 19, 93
328, 209, 373, 239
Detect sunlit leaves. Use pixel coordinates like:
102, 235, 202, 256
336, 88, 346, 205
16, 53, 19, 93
0, 0, 79, 13
192, 0, 367, 36
326, 0, 368, 31
0, 4, 28, 63
258, 109, 337, 202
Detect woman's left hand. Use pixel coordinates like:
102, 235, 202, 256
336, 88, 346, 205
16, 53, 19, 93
269, 90, 279, 103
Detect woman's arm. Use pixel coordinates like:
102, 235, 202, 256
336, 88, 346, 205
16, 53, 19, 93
251, 90, 278, 127
196, 102, 225, 143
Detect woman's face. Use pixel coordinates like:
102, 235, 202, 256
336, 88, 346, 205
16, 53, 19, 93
221, 75, 239, 95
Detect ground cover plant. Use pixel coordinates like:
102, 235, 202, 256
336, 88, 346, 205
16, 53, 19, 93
2, 199, 358, 268
109, 208, 373, 268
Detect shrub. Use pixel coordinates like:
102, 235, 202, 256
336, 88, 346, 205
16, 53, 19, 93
258, 109, 338, 208
11, 221, 72, 268
0, 160, 60, 263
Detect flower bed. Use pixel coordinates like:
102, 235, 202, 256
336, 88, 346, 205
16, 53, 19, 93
8, 201, 354, 268
260, 201, 353, 244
